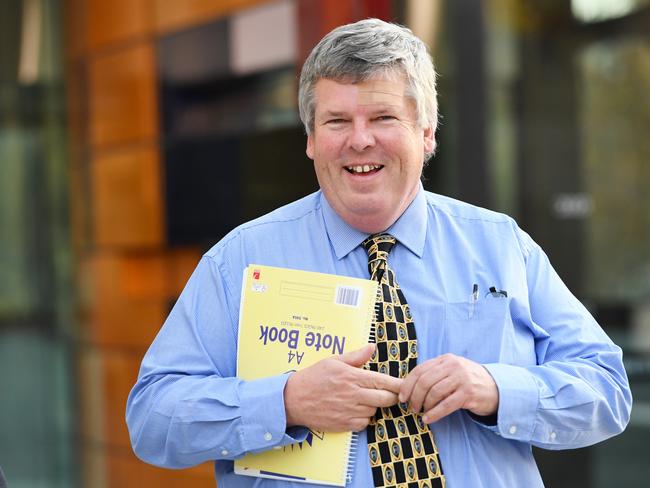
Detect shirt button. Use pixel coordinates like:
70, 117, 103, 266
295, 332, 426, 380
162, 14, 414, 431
221, 449, 229, 456
509, 425, 517, 435
550, 431, 557, 440
264, 432, 273, 441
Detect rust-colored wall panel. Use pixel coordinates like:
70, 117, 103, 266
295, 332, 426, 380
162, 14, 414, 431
298, 0, 393, 63
297, 0, 321, 63
87, 0, 152, 51
92, 144, 164, 248
107, 451, 214, 487
122, 256, 169, 300
320, 0, 354, 33
153, 0, 268, 33
89, 43, 158, 148
363, 0, 392, 20
88, 252, 167, 347
298, 0, 355, 63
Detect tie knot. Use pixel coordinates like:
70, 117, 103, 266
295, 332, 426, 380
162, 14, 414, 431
362, 233, 396, 264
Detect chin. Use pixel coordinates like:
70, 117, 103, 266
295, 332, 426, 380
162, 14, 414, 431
346, 208, 396, 234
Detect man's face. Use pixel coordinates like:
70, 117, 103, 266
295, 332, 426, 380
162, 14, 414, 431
307, 76, 434, 233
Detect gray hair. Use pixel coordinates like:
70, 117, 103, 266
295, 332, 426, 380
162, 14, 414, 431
298, 18, 438, 140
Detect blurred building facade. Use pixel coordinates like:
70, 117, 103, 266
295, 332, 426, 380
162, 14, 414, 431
0, 0, 648, 486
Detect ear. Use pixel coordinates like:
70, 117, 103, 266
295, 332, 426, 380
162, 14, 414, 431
306, 133, 315, 160
422, 125, 435, 154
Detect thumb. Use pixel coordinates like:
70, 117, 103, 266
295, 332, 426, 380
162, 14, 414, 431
338, 344, 375, 368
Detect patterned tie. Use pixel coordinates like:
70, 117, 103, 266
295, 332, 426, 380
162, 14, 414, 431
363, 234, 445, 488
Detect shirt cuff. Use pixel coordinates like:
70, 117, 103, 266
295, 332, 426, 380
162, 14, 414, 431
482, 363, 539, 442
239, 374, 308, 453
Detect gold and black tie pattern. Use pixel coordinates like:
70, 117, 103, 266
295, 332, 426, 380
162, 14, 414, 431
363, 234, 445, 488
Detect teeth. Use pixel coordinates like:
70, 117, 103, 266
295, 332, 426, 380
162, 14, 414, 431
347, 164, 381, 174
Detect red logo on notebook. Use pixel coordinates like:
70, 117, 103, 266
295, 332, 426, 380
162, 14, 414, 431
253, 270, 261, 280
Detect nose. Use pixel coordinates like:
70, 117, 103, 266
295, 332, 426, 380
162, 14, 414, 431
348, 121, 375, 152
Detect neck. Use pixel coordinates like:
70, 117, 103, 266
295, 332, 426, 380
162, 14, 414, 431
343, 190, 419, 234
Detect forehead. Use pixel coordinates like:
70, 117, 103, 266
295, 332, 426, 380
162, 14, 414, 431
313, 76, 408, 112
357, 78, 407, 106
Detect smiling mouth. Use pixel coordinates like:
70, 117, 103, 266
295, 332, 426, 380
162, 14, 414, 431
345, 164, 384, 174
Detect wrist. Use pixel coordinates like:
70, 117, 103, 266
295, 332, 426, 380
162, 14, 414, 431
283, 372, 302, 427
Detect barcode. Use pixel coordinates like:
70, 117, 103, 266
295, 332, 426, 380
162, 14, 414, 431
335, 286, 360, 307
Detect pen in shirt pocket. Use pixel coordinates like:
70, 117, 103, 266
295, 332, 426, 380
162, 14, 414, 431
468, 283, 478, 318
487, 286, 508, 298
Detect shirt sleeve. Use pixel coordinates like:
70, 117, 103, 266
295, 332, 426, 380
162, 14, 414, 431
481, 228, 632, 450
125, 255, 307, 468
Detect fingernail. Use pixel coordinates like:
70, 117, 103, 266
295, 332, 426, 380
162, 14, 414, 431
422, 415, 429, 424
398, 394, 404, 402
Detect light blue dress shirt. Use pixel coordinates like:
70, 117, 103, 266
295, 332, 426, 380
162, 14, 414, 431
126, 186, 631, 487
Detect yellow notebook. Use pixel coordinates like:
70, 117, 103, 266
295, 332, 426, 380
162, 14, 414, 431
234, 264, 378, 486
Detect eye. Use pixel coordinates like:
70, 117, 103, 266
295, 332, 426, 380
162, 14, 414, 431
325, 118, 346, 125
376, 115, 397, 122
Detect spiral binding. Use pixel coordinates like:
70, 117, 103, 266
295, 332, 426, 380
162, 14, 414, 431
344, 431, 359, 484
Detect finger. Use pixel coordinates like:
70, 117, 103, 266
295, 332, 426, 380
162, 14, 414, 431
404, 362, 448, 413
358, 388, 399, 408
408, 378, 430, 414
408, 367, 447, 414
349, 417, 372, 431
406, 367, 434, 413
422, 375, 456, 413
357, 369, 403, 393
399, 358, 441, 403
422, 390, 464, 424
338, 344, 375, 368
398, 366, 421, 403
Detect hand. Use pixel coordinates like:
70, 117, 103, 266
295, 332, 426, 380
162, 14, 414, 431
399, 353, 499, 424
284, 344, 402, 432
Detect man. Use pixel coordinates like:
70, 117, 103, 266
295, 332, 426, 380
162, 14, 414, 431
126, 19, 631, 487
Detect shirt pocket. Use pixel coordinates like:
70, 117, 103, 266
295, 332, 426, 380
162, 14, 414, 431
444, 296, 516, 364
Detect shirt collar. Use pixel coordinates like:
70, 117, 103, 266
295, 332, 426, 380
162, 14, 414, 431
320, 183, 427, 259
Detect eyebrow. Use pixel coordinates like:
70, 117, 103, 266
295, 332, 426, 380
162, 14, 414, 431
319, 105, 399, 117
316, 110, 349, 122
